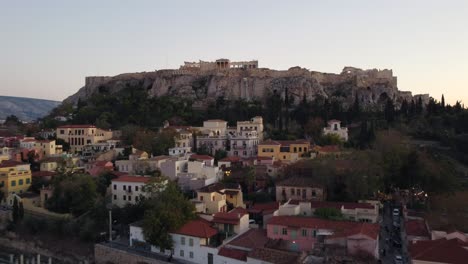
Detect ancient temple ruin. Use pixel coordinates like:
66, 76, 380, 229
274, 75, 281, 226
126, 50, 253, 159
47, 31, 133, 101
180, 58, 258, 71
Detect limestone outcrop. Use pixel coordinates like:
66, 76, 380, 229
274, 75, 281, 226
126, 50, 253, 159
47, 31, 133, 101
64, 66, 429, 109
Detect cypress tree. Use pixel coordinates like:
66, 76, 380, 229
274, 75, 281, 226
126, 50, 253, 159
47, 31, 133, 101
13, 197, 19, 223
19, 201, 24, 221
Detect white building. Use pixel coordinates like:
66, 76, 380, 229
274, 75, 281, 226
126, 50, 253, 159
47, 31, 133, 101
275, 200, 379, 223
111, 175, 151, 207
130, 219, 219, 264
115, 155, 170, 175
323, 120, 348, 141
168, 146, 192, 156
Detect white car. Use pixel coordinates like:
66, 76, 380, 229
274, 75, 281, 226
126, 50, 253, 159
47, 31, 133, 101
394, 255, 403, 264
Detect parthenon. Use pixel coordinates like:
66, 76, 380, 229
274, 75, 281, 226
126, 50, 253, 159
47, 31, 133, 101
180, 58, 258, 71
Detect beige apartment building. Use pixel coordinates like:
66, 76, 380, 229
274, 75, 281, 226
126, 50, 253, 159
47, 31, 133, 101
56, 125, 113, 153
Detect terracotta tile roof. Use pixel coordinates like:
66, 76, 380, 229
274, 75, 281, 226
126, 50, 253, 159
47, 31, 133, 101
218, 247, 248, 261
248, 202, 280, 215
92, 160, 113, 167
247, 247, 300, 264
172, 219, 218, 238
40, 157, 64, 164
316, 145, 340, 153
150, 155, 171, 161
57, 125, 96, 128
213, 207, 247, 225
190, 154, 214, 161
409, 238, 468, 264
276, 177, 323, 188
36, 139, 54, 143
112, 175, 151, 183
220, 156, 242, 162
0, 160, 28, 168
227, 228, 269, 249
405, 220, 430, 238
268, 216, 379, 240
20, 138, 36, 142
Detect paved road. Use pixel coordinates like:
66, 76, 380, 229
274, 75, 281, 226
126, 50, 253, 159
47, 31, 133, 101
379, 202, 409, 264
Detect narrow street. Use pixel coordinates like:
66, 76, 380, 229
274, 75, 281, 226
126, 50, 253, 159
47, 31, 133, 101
379, 201, 409, 264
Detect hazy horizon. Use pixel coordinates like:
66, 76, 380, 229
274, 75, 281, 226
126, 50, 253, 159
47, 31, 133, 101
1, 1, 467, 104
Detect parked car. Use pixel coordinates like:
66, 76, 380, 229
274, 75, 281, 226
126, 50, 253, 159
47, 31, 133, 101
394, 255, 403, 264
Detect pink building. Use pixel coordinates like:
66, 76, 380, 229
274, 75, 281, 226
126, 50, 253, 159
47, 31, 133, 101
267, 216, 379, 257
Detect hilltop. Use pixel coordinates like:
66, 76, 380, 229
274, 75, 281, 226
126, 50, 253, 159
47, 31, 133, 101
63, 60, 429, 109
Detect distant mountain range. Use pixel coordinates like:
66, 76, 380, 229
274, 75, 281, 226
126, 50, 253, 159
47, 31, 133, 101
0, 96, 60, 121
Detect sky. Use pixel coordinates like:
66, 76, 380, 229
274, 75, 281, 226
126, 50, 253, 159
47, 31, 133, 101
1, 1, 467, 104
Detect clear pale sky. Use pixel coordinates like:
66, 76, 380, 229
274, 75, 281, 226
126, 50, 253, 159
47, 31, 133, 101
1, 1, 467, 104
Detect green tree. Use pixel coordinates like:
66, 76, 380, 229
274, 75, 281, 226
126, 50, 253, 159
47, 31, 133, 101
46, 173, 98, 216
142, 181, 195, 250
13, 197, 19, 223
4, 115, 21, 126
19, 201, 24, 221
314, 207, 343, 220
214, 149, 227, 163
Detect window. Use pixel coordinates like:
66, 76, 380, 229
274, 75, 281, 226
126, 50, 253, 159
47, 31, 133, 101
123, 195, 126, 201
180, 250, 184, 257
0, 181, 4, 187
135, 196, 139, 202
113, 184, 116, 190
290, 230, 297, 239
273, 226, 278, 235
123, 185, 126, 191
282, 228, 288, 235
189, 238, 193, 247
293, 147, 297, 152
212, 196, 215, 201
283, 155, 286, 159
181, 237, 186, 245
299, 147, 302, 152
297, 189, 301, 196
312, 190, 317, 197
11, 180, 16, 187
135, 186, 139, 192
200, 196, 204, 201
60, 130, 64, 134
113, 195, 117, 200
128, 196, 131, 201
189, 252, 194, 259
291, 189, 295, 195
302, 229, 308, 237
26, 178, 30, 184
128, 186, 132, 192
313, 229, 317, 237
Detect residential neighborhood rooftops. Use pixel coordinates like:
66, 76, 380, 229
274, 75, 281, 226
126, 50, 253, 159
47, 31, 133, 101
57, 125, 96, 128
226, 228, 269, 249
32, 171, 57, 178
112, 175, 151, 183
0, 159, 28, 168
248, 202, 280, 215
267, 216, 379, 239
247, 247, 300, 264
190, 154, 214, 161
172, 219, 218, 238
218, 247, 248, 261
289, 200, 375, 210
409, 238, 468, 264
213, 207, 248, 225
198, 182, 240, 193
405, 219, 430, 238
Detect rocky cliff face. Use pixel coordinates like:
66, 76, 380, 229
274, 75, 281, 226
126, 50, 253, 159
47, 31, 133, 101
64, 66, 429, 109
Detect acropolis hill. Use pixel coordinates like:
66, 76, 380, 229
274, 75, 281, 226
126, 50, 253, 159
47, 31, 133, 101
64, 58, 429, 109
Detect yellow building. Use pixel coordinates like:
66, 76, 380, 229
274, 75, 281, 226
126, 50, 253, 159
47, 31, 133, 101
258, 139, 310, 163
56, 125, 113, 153
0, 160, 32, 205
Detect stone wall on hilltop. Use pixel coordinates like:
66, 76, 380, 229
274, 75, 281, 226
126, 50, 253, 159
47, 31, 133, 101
63, 66, 428, 109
